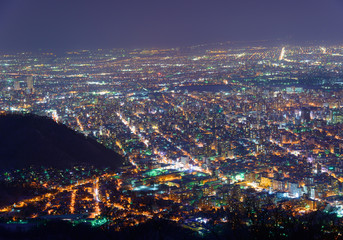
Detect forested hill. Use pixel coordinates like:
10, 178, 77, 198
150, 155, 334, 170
0, 114, 123, 170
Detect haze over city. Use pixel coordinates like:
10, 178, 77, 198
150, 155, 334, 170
0, 0, 343, 50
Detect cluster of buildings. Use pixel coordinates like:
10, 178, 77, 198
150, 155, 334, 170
1, 43, 343, 232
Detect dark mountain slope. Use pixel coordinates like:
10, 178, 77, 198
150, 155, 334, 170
0, 114, 123, 170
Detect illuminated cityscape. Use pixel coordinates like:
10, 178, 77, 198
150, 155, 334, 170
1, 43, 343, 238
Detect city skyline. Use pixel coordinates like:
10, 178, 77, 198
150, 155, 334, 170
1, 44, 343, 239
1, 0, 343, 238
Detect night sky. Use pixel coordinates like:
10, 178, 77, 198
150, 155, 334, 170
0, 0, 342, 50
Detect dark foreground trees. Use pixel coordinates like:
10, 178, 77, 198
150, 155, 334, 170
0, 211, 342, 240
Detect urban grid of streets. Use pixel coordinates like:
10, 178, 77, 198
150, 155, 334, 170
1, 43, 343, 231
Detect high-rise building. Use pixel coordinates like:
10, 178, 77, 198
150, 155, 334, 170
301, 107, 311, 123
26, 76, 34, 93
14, 81, 20, 91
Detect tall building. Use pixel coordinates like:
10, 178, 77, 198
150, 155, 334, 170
14, 81, 20, 91
301, 107, 311, 123
26, 76, 34, 93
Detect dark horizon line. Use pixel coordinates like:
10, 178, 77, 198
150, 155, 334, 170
1, 38, 343, 54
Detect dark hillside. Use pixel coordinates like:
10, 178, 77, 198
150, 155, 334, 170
0, 114, 123, 170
